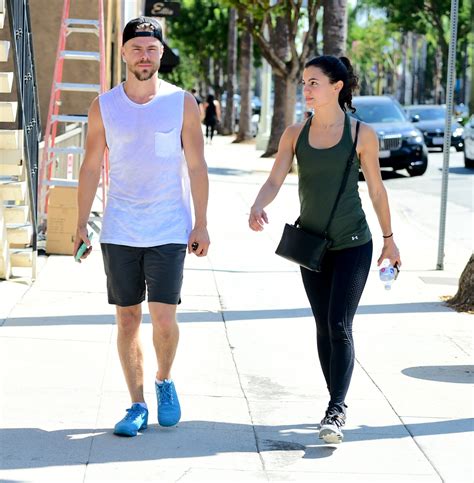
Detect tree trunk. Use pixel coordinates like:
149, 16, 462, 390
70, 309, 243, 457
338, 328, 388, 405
286, 79, 297, 128
418, 36, 427, 104
235, 12, 253, 143
262, 16, 289, 157
262, 73, 288, 157
399, 33, 408, 105
323, 0, 348, 56
435, 47, 443, 104
411, 33, 418, 104
223, 7, 237, 135
460, 40, 468, 104
445, 255, 474, 312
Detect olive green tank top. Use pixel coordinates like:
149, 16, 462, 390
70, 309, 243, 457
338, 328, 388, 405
295, 113, 371, 250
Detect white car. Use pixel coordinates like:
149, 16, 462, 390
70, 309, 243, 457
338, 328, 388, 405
464, 115, 474, 169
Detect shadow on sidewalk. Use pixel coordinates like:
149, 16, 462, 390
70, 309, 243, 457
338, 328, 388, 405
2, 301, 453, 327
1, 418, 473, 469
402, 365, 474, 384
208, 166, 251, 177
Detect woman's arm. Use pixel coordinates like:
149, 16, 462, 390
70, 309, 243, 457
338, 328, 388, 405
249, 125, 300, 231
358, 123, 402, 267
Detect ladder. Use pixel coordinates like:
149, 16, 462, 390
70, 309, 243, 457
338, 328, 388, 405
38, 0, 108, 232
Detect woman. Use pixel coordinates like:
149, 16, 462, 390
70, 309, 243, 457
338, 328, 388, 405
248, 56, 401, 444
203, 94, 221, 144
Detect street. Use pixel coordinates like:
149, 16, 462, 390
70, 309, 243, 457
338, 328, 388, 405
368, 149, 473, 267
380, 149, 472, 210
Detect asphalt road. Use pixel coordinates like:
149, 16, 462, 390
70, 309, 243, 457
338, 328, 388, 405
377, 148, 473, 210
369, 148, 473, 258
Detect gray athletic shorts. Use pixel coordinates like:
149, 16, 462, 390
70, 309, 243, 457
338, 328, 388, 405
100, 243, 187, 307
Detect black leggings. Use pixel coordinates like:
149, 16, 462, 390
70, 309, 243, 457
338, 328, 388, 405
300, 240, 372, 412
205, 122, 216, 140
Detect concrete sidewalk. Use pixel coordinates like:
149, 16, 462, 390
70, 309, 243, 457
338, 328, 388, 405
1, 136, 473, 482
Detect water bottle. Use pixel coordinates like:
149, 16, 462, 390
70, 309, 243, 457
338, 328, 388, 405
379, 260, 399, 290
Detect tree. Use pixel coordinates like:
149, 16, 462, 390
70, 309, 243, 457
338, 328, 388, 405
348, 7, 401, 96
164, 0, 228, 94
235, 11, 254, 142
445, 255, 474, 313
365, 0, 472, 92
323, 0, 348, 56
223, 8, 238, 135
229, 0, 320, 156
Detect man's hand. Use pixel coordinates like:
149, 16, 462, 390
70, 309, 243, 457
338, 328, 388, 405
73, 226, 93, 262
188, 226, 210, 257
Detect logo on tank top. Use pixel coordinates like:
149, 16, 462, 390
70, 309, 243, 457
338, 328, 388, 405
351, 235, 359, 241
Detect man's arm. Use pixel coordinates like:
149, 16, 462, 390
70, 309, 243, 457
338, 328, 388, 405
181, 91, 210, 256
74, 96, 106, 260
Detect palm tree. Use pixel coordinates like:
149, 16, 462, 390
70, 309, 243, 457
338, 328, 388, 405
233, 0, 320, 157
323, 0, 348, 56
235, 11, 253, 142
223, 8, 238, 135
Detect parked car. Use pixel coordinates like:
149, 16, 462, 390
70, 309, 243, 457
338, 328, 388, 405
405, 105, 464, 151
463, 115, 474, 169
351, 96, 428, 177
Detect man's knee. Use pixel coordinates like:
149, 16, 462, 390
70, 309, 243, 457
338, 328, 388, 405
149, 302, 178, 335
116, 305, 141, 333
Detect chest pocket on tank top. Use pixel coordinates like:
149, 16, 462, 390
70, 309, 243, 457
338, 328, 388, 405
154, 128, 180, 159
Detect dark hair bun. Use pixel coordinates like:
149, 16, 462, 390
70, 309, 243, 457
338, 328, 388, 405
339, 56, 353, 73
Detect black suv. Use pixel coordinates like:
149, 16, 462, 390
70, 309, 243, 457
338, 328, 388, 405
405, 105, 464, 151
351, 96, 428, 176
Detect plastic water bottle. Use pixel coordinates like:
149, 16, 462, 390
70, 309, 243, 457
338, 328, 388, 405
379, 260, 399, 290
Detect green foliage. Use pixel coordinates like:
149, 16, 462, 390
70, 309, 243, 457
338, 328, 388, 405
363, 0, 472, 64
347, 8, 401, 94
161, 0, 229, 90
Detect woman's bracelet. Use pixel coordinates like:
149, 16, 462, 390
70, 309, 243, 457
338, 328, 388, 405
383, 233, 393, 239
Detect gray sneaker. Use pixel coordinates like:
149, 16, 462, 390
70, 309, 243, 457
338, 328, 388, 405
319, 405, 347, 444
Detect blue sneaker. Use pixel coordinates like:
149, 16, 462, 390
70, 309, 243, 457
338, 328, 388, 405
156, 380, 181, 427
113, 403, 148, 437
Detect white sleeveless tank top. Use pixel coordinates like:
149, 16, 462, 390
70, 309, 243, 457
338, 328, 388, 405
98, 80, 191, 247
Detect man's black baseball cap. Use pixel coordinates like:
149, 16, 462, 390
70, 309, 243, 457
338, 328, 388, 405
122, 16, 164, 46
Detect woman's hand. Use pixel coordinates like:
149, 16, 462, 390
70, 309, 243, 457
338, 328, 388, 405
249, 205, 268, 231
377, 237, 401, 268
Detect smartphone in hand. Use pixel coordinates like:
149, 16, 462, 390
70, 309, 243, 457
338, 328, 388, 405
75, 232, 94, 262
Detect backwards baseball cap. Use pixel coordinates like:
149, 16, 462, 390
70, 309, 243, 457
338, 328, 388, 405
122, 16, 164, 46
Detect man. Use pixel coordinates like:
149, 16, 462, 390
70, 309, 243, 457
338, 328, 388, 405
74, 16, 210, 437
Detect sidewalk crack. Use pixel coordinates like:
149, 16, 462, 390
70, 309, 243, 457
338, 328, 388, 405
356, 356, 444, 482
207, 254, 269, 479
83, 321, 115, 482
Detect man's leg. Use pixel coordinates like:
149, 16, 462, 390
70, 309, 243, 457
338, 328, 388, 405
144, 243, 186, 426
148, 302, 179, 381
116, 304, 145, 403
101, 243, 148, 436
149, 302, 181, 426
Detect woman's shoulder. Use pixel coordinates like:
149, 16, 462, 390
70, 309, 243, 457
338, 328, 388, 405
348, 116, 377, 142
286, 121, 306, 139
283, 121, 307, 150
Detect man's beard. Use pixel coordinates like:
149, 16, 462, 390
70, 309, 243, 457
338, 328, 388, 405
130, 63, 159, 81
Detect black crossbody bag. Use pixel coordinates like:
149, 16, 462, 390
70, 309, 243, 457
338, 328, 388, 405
275, 120, 360, 272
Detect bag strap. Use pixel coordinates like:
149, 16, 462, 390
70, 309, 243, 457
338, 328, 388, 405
295, 120, 361, 236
